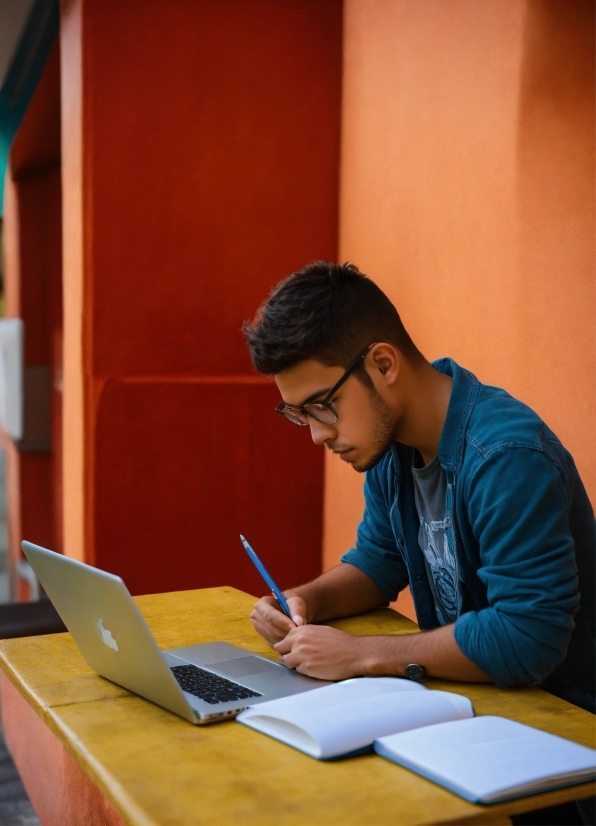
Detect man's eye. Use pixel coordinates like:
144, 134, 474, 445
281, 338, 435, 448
307, 402, 333, 413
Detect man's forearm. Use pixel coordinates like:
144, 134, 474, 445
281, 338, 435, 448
285, 563, 385, 623
275, 622, 492, 683
269, 562, 492, 683
363, 624, 491, 682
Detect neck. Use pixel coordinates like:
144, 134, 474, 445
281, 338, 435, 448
393, 361, 452, 466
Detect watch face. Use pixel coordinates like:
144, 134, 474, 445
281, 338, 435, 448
405, 663, 425, 681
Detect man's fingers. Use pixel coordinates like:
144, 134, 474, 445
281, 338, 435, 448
250, 595, 298, 646
286, 596, 307, 626
250, 594, 311, 650
252, 600, 294, 631
250, 619, 289, 646
279, 651, 300, 670
274, 637, 299, 669
251, 595, 307, 625
275, 634, 315, 673
252, 596, 288, 622
273, 631, 293, 653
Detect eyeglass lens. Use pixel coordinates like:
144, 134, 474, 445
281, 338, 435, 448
280, 403, 338, 426
281, 408, 308, 426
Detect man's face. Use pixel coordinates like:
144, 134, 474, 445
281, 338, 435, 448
275, 359, 399, 473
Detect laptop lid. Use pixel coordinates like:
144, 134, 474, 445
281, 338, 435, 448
21, 541, 197, 723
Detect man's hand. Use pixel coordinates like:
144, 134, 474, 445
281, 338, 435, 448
250, 595, 308, 646
274, 623, 492, 683
274, 625, 369, 680
249, 566, 491, 684
249, 564, 384, 647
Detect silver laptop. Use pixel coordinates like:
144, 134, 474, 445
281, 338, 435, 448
22, 541, 330, 724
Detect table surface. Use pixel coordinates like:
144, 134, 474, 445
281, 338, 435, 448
0, 586, 594, 826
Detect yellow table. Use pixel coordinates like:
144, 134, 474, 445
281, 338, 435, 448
0, 586, 594, 826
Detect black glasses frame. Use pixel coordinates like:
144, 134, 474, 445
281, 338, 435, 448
275, 343, 377, 426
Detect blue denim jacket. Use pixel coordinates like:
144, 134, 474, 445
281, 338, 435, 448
342, 358, 595, 712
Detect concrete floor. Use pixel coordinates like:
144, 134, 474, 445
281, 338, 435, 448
0, 727, 39, 826
0, 452, 39, 823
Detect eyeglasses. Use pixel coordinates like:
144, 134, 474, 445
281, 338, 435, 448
275, 344, 376, 427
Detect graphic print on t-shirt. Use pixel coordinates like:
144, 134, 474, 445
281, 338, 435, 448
420, 520, 459, 624
411, 454, 461, 625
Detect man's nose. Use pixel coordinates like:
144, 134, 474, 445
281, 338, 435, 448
308, 417, 337, 446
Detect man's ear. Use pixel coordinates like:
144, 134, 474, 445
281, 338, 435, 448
369, 343, 400, 386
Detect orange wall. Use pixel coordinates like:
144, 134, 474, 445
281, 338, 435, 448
61, 0, 342, 595
325, 0, 595, 620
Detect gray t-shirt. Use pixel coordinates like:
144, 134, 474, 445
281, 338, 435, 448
411, 453, 461, 625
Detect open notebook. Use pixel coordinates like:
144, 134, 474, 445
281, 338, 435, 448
375, 715, 596, 804
237, 677, 472, 759
237, 678, 596, 804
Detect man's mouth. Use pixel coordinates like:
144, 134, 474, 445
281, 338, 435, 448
330, 447, 355, 461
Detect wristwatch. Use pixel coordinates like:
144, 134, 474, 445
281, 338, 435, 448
405, 663, 426, 681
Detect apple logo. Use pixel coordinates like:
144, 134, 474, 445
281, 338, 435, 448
97, 618, 119, 651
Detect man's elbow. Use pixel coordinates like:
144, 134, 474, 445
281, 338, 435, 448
454, 610, 574, 688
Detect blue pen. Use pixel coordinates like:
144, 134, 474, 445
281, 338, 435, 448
240, 535, 293, 621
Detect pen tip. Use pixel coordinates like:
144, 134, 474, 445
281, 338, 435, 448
239, 534, 245, 542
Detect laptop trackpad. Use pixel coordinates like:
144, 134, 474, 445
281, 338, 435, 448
209, 656, 282, 679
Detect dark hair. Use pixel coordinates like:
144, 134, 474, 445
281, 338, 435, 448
243, 261, 423, 375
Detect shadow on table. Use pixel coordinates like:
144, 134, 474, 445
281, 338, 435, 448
0, 599, 66, 640
512, 796, 595, 825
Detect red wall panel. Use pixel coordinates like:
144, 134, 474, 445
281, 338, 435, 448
93, 381, 323, 596
85, 0, 343, 377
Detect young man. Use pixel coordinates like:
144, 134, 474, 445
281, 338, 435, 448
243, 262, 595, 716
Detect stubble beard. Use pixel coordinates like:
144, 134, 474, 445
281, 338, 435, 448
351, 391, 399, 473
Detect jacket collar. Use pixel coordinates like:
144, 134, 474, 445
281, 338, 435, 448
432, 358, 480, 471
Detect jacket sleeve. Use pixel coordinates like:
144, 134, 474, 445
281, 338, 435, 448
454, 446, 580, 687
341, 461, 410, 603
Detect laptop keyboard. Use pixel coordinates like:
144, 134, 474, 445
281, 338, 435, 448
170, 664, 263, 705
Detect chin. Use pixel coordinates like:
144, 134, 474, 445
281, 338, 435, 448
352, 448, 390, 474
351, 462, 369, 474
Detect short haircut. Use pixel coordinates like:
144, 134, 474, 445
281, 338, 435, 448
243, 261, 423, 376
